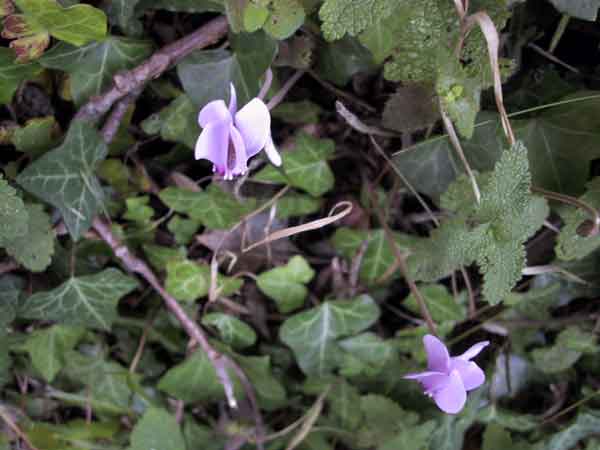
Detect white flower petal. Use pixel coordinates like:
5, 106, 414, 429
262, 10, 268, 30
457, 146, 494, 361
234, 98, 271, 157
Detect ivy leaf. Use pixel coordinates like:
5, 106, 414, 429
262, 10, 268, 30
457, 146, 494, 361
128, 408, 185, 450
543, 412, 600, 450
404, 284, 465, 323
17, 121, 107, 240
531, 326, 597, 373
107, 0, 143, 36
188, 185, 254, 229
379, 420, 436, 450
0, 47, 42, 104
123, 196, 154, 224
11, 116, 60, 156
177, 31, 277, 109
0, 275, 23, 332
279, 295, 380, 375
548, 0, 600, 21
13, 0, 107, 46
275, 192, 322, 219
482, 424, 514, 450
315, 35, 375, 86
253, 133, 335, 197
201, 313, 257, 349
23, 325, 85, 382
318, 0, 396, 41
331, 228, 420, 285
0, 174, 28, 242
140, 94, 199, 149
257, 255, 315, 313
167, 216, 200, 245
556, 177, 600, 260
4, 203, 54, 272
338, 332, 394, 377
39, 37, 152, 106
262, 0, 305, 39
165, 259, 243, 302
20, 268, 138, 330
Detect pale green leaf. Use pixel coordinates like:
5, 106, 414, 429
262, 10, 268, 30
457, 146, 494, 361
0, 174, 28, 242
254, 132, 335, 197
11, 116, 60, 156
187, 185, 254, 229
40, 37, 152, 106
202, 312, 257, 349
20, 268, 138, 330
24, 324, 85, 382
263, 0, 305, 39
318, 0, 396, 40
15, 0, 107, 46
140, 94, 199, 149
256, 255, 315, 313
338, 332, 393, 377
158, 186, 204, 213
142, 244, 187, 271
4, 203, 54, 272
276, 192, 322, 219
545, 412, 600, 450
482, 424, 513, 450
128, 408, 185, 450
167, 216, 200, 244
16, 121, 107, 240
532, 326, 597, 373
135, 0, 224, 13
123, 196, 154, 223
279, 295, 380, 375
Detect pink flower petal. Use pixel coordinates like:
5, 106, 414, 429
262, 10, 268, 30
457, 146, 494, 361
433, 370, 466, 414
234, 98, 271, 157
198, 100, 231, 128
226, 125, 248, 179
264, 135, 282, 166
405, 371, 449, 395
456, 341, 489, 361
424, 334, 450, 373
450, 358, 485, 391
228, 83, 237, 115
195, 120, 230, 174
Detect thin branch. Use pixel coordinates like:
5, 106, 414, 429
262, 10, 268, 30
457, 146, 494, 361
267, 70, 305, 110
100, 86, 143, 143
75, 16, 228, 122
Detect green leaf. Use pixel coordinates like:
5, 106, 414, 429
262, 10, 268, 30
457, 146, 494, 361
165, 259, 243, 302
556, 177, 600, 260
15, 0, 107, 46
548, 0, 600, 20
11, 116, 60, 156
39, 37, 152, 106
379, 420, 436, 450
159, 186, 204, 213
123, 196, 154, 223
404, 284, 465, 323
17, 121, 107, 240
0, 47, 42, 104
0, 275, 23, 332
128, 408, 185, 450
544, 412, 600, 450
107, 0, 143, 36
338, 332, 393, 377
413, 142, 549, 304
140, 94, 199, 149
257, 255, 315, 313
3, 203, 54, 272
167, 216, 200, 245
482, 424, 513, 450
254, 132, 335, 197
318, 0, 396, 40
271, 100, 321, 125
177, 31, 276, 109
24, 324, 85, 382
263, 0, 305, 39
0, 174, 28, 242
531, 326, 597, 373
20, 268, 138, 330
279, 295, 380, 375
237, 354, 286, 410
381, 84, 439, 133
224, 0, 248, 32
142, 244, 187, 271
355, 395, 418, 447
331, 228, 420, 285
201, 313, 257, 349
187, 185, 254, 229
315, 36, 375, 86
436, 48, 481, 139
276, 192, 322, 219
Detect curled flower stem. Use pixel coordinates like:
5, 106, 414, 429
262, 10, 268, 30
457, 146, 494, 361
532, 186, 600, 237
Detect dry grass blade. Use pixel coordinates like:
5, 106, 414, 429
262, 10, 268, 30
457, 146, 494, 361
462, 12, 515, 145
242, 202, 353, 253
285, 386, 330, 450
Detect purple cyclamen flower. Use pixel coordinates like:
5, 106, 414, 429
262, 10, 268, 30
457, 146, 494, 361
195, 83, 281, 180
405, 334, 489, 414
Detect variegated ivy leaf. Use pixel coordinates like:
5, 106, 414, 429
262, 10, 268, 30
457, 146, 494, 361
20, 268, 138, 330
17, 121, 107, 240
